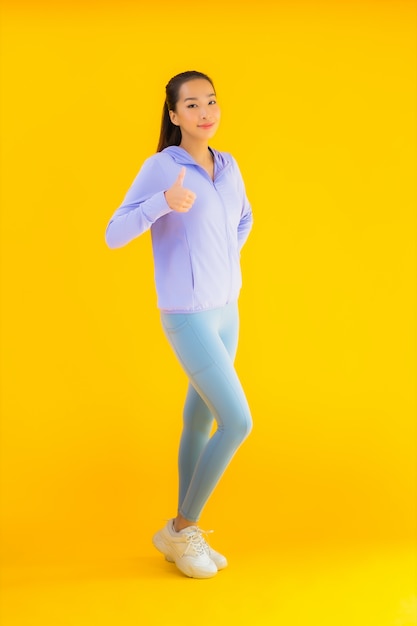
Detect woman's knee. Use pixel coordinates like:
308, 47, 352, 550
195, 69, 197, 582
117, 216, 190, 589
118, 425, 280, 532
223, 408, 253, 444
241, 412, 253, 441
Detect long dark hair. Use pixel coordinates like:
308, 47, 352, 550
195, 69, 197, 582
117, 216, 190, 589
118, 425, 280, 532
156, 70, 215, 152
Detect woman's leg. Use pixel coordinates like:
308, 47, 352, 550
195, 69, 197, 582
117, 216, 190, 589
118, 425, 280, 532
161, 302, 252, 523
177, 303, 240, 512
178, 385, 213, 510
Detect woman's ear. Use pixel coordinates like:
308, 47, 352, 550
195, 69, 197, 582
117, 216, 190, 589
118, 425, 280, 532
169, 110, 179, 126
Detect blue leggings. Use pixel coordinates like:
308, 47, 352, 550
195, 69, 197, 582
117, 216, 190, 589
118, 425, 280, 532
160, 302, 253, 522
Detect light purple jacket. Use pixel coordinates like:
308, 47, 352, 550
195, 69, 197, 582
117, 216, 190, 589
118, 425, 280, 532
105, 146, 253, 312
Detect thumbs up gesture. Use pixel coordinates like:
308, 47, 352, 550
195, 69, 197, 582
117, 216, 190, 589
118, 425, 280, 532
164, 167, 197, 213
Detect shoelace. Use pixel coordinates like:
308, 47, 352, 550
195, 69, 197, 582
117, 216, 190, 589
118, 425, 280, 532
200, 529, 214, 555
183, 527, 213, 557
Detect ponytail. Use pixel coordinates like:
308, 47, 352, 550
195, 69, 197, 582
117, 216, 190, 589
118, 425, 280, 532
156, 102, 181, 152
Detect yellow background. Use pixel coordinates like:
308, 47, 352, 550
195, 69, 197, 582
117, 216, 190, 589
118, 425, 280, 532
1, 1, 416, 624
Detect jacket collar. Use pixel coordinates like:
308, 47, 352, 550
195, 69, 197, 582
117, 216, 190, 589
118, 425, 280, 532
162, 146, 231, 174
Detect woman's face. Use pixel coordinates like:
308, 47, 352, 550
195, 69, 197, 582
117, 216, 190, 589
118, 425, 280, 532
169, 79, 221, 143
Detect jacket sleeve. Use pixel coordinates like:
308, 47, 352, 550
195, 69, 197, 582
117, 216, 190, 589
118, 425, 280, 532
233, 158, 253, 251
105, 156, 172, 249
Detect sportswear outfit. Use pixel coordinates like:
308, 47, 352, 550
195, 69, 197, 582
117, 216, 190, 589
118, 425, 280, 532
105, 145, 253, 575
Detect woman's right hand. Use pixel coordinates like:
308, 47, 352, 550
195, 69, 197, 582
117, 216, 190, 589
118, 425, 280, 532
164, 167, 196, 213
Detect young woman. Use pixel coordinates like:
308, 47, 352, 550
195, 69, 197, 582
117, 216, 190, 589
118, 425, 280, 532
105, 71, 253, 579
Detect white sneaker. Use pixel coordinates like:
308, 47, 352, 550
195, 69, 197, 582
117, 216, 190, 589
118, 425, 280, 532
165, 527, 228, 570
152, 520, 217, 579
205, 544, 228, 571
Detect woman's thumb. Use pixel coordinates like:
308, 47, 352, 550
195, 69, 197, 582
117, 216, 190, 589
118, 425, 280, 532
175, 166, 186, 186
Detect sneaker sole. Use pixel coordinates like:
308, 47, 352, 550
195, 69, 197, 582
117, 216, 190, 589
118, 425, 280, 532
165, 553, 227, 570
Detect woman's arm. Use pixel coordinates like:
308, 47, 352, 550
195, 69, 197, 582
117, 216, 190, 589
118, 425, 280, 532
105, 157, 172, 249
238, 204, 253, 251
233, 158, 253, 251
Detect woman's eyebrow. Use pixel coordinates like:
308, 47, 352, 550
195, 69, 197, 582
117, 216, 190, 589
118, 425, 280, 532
183, 93, 216, 102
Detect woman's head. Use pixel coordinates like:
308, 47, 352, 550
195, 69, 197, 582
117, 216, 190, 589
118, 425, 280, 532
157, 71, 216, 152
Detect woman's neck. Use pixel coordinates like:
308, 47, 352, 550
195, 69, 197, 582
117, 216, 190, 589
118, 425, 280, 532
179, 140, 212, 166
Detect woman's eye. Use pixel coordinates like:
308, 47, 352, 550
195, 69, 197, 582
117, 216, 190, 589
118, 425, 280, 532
187, 101, 216, 108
